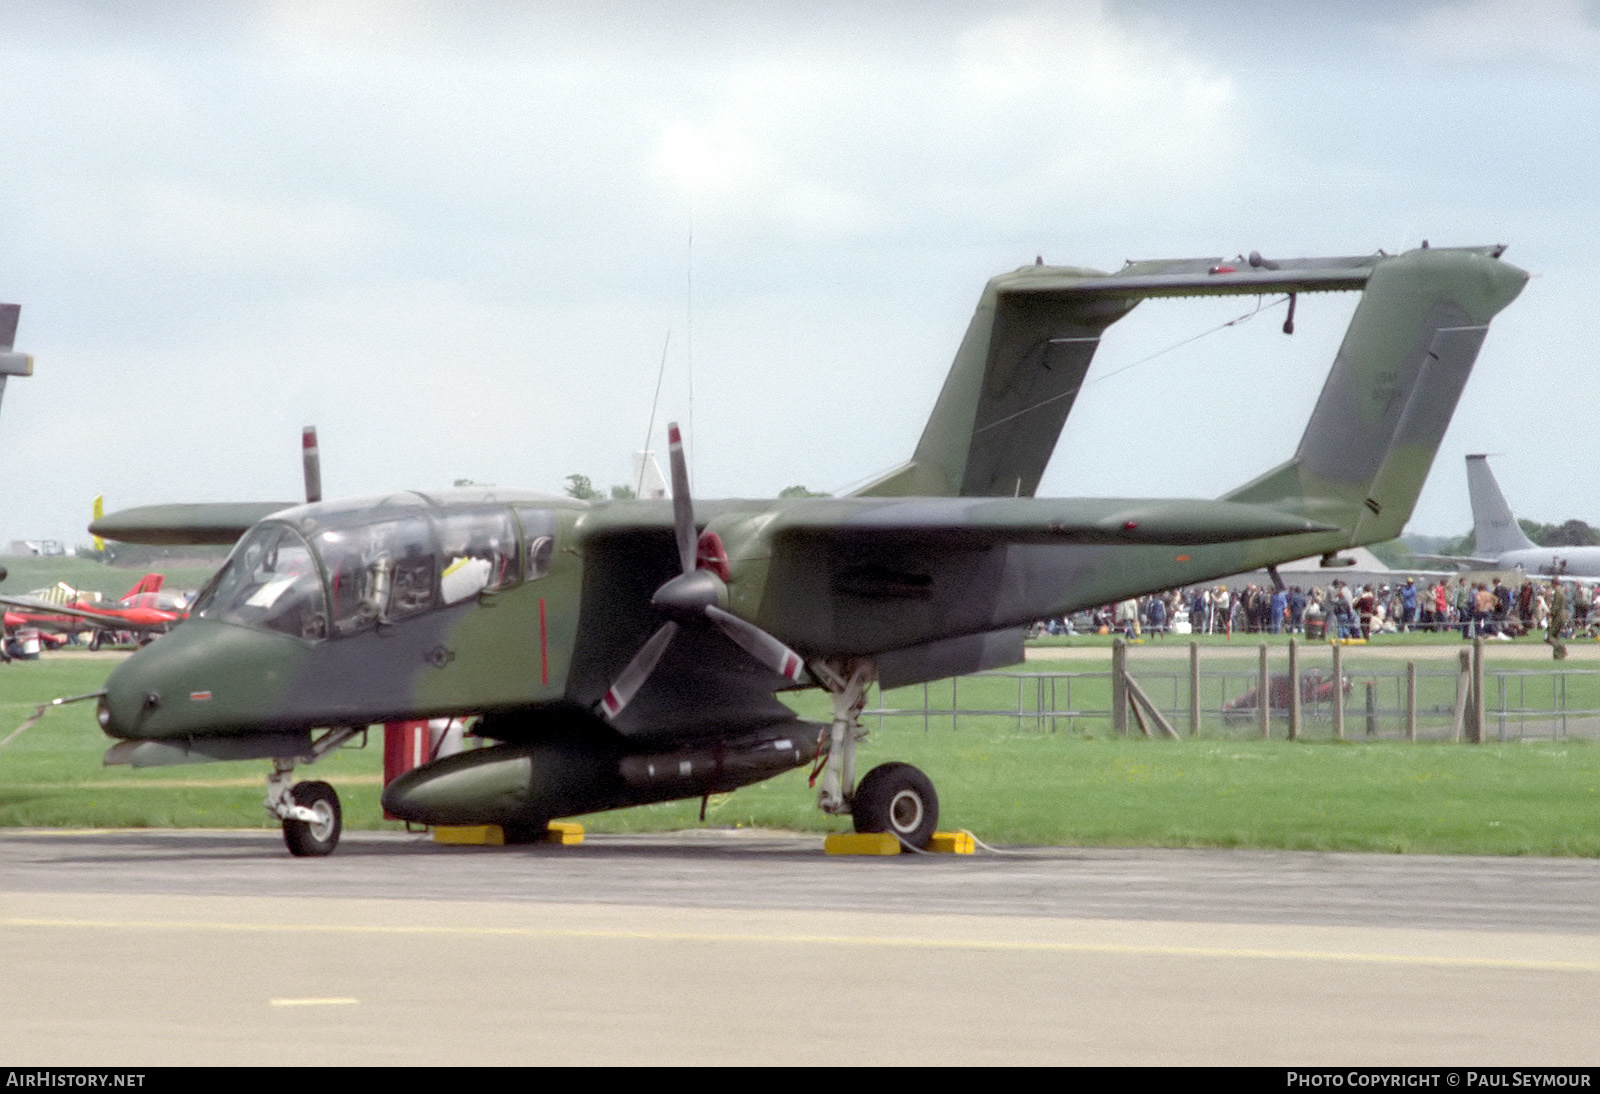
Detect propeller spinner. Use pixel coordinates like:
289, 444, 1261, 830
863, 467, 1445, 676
598, 423, 809, 720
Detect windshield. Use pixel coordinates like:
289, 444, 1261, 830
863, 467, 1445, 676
192, 523, 328, 640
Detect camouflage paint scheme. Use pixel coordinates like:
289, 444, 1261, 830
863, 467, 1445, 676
91, 246, 1527, 832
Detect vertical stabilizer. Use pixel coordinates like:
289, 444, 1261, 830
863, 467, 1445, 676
1228, 246, 1527, 545
121, 574, 166, 601
1465, 454, 1536, 555
0, 303, 33, 423
853, 264, 1135, 498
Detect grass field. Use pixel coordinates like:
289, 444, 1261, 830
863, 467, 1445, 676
0, 555, 221, 600
3, 649, 1598, 854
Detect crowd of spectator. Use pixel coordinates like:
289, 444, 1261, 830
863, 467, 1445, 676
1037, 575, 1598, 644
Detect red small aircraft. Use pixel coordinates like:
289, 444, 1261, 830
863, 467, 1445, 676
0, 574, 187, 645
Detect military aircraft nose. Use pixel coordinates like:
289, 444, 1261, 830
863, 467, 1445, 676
96, 663, 155, 739
96, 618, 307, 740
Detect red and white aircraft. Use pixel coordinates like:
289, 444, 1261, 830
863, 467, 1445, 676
1, 574, 187, 644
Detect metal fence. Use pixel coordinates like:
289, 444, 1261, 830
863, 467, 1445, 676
861, 663, 1600, 741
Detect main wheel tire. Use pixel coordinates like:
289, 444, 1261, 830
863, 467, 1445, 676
283, 781, 342, 857
851, 762, 939, 850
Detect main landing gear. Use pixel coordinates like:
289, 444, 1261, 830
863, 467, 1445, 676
812, 659, 940, 850
265, 727, 359, 857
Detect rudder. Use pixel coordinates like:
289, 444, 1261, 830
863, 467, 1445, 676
1228, 246, 1527, 546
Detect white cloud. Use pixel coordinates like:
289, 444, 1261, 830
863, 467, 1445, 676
648, 3, 1241, 246
1396, 0, 1600, 62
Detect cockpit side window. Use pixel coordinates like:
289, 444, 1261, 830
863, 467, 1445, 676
436, 508, 520, 605
193, 523, 328, 641
516, 508, 557, 581
314, 517, 436, 636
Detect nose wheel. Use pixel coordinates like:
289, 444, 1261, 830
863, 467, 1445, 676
280, 780, 342, 857
263, 731, 357, 857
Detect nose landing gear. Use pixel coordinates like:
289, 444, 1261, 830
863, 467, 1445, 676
264, 727, 359, 857
281, 780, 341, 857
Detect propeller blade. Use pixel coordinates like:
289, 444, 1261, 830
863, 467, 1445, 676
667, 422, 695, 574
704, 606, 809, 684
302, 426, 322, 504
598, 621, 678, 719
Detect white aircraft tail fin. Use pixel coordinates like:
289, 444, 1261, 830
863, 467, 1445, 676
1466, 454, 1536, 556
633, 450, 669, 499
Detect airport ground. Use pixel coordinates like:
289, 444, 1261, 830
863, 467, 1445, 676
2, 829, 1598, 1065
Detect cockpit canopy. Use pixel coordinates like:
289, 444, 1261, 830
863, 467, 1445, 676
191, 497, 556, 640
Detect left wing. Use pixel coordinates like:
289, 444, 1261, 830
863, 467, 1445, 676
89, 502, 296, 546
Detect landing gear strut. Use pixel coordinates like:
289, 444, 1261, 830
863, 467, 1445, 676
264, 727, 359, 857
811, 659, 940, 849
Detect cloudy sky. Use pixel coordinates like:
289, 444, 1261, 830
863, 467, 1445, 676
1, 0, 1595, 547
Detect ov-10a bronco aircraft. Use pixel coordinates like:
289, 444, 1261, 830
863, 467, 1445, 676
88, 245, 1526, 856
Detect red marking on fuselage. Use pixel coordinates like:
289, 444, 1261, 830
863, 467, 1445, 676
539, 598, 549, 686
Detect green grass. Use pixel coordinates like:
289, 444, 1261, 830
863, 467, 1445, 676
1, 555, 221, 599
3, 652, 1599, 854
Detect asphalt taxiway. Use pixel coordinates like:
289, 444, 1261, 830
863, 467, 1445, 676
3, 829, 1598, 1065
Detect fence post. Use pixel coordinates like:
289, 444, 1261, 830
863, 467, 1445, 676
1258, 642, 1270, 739
1469, 637, 1486, 744
1365, 681, 1378, 737
1189, 641, 1201, 737
1406, 661, 1417, 742
1452, 649, 1471, 742
1112, 638, 1128, 736
1332, 641, 1345, 740
1287, 637, 1301, 741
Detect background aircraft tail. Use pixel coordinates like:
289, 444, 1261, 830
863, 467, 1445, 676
120, 573, 165, 601
1226, 246, 1526, 547
1465, 453, 1536, 555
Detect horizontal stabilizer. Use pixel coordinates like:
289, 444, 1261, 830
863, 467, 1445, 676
1006, 252, 1386, 300
90, 502, 296, 546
